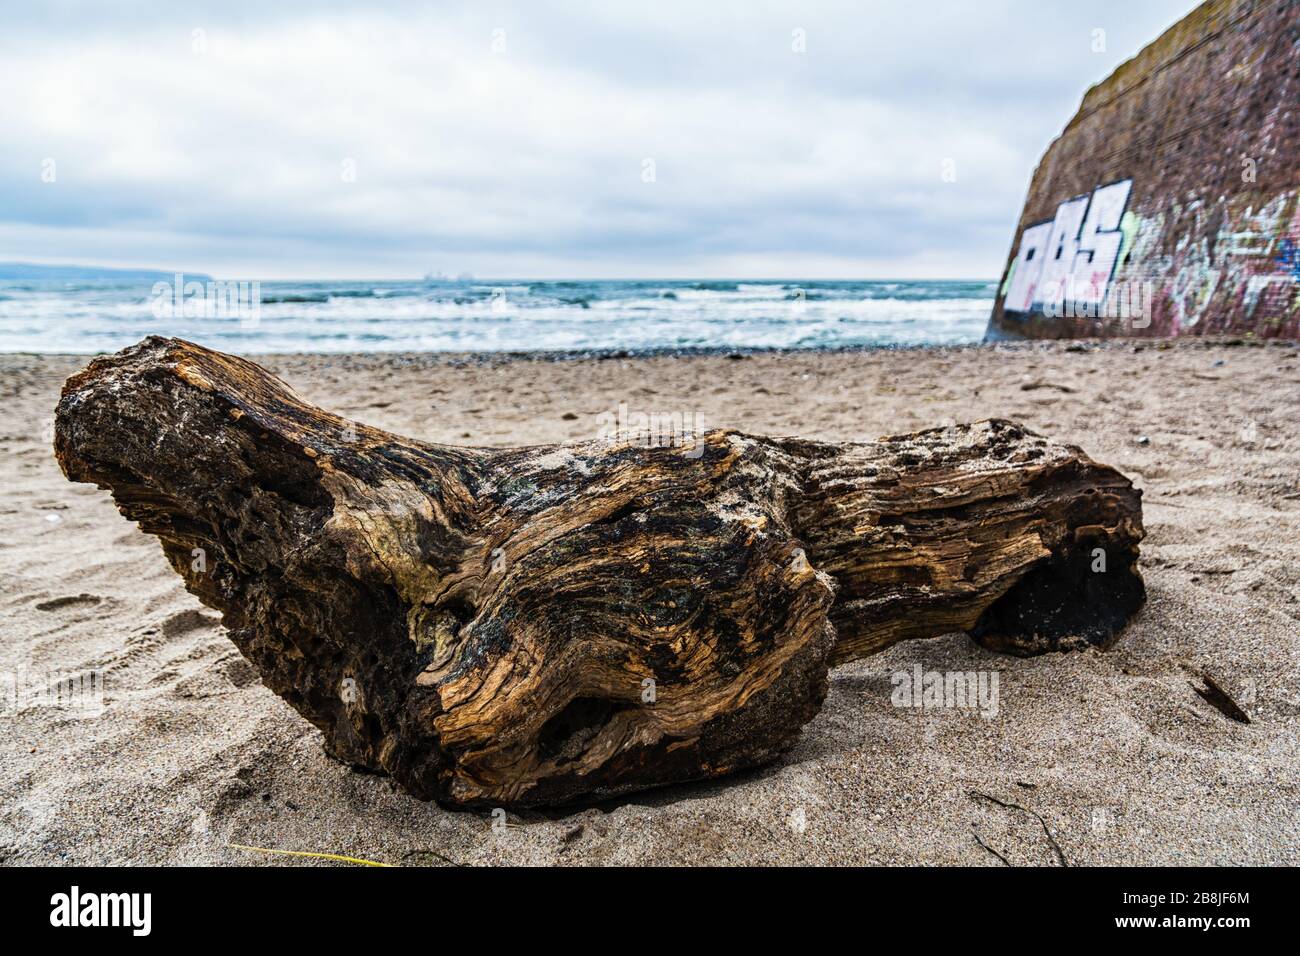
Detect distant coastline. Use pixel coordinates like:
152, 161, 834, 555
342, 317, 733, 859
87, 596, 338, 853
0, 262, 213, 283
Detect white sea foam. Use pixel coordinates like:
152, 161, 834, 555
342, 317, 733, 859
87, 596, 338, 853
0, 279, 994, 353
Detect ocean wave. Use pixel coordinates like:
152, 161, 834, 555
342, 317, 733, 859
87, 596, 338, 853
0, 279, 994, 353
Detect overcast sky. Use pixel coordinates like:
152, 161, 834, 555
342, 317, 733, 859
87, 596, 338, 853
2, 0, 1198, 279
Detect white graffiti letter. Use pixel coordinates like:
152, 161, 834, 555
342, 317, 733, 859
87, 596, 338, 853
1070, 179, 1132, 314
1003, 222, 1051, 313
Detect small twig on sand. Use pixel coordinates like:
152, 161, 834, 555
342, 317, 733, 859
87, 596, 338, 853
968, 790, 1069, 866
1190, 671, 1251, 724
402, 848, 467, 867
971, 826, 1011, 866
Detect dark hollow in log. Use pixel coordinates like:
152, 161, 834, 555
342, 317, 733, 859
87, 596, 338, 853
55, 338, 1146, 807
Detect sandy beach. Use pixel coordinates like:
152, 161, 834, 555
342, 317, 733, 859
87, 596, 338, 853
1, 338, 1297, 866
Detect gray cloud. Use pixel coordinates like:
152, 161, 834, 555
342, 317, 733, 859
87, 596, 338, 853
0, 0, 1198, 278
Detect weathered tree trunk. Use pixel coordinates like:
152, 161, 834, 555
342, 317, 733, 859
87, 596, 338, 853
55, 338, 1145, 807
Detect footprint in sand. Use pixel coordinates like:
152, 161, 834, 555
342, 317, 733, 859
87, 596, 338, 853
34, 594, 102, 612
161, 608, 222, 639
97, 608, 220, 676
223, 658, 259, 688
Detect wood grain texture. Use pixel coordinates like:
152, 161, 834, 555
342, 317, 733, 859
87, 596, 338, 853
55, 338, 1146, 807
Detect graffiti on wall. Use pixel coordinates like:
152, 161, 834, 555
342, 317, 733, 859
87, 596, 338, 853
1003, 179, 1133, 316
1133, 190, 1299, 331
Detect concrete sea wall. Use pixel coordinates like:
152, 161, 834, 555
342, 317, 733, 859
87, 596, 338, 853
988, 0, 1299, 340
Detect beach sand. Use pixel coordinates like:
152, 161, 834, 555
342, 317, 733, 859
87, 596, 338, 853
1, 339, 1297, 866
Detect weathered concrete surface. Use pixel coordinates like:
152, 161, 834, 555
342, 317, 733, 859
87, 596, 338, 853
988, 0, 1299, 340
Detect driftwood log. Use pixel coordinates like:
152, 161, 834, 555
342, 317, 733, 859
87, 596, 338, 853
55, 338, 1145, 807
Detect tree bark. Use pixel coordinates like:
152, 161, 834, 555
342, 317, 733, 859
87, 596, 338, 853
55, 337, 1145, 807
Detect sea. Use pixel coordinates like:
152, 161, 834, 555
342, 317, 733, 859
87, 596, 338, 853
0, 278, 995, 354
